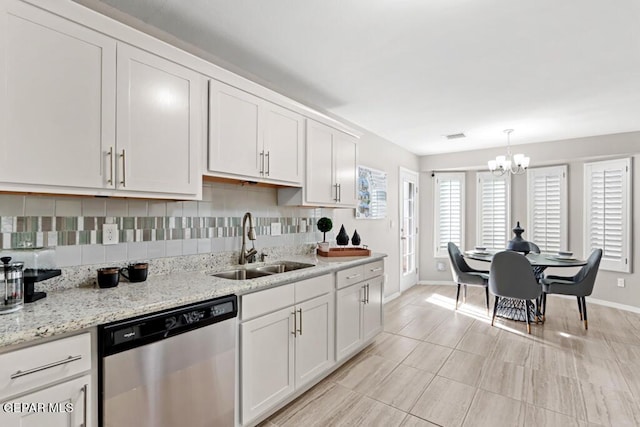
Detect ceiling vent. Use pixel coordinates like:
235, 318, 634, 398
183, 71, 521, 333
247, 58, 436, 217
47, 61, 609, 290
445, 133, 466, 140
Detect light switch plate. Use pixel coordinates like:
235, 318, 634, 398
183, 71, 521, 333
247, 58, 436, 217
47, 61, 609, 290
103, 223, 119, 245
617, 278, 625, 288
271, 222, 282, 236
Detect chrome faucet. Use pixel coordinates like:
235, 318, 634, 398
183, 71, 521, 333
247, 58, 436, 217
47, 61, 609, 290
239, 212, 258, 264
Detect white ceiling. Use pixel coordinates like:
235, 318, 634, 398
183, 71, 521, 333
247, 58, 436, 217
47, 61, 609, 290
83, 0, 640, 155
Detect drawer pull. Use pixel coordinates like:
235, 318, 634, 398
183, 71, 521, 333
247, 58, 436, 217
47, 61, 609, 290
10, 355, 82, 380
370, 267, 383, 272
346, 273, 362, 280
291, 311, 297, 336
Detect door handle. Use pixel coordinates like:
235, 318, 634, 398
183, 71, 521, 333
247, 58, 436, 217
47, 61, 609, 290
265, 151, 270, 176
291, 310, 297, 336
297, 308, 302, 335
106, 147, 114, 185
259, 151, 265, 175
80, 383, 88, 427
361, 285, 367, 304
120, 149, 126, 187
334, 183, 339, 202
366, 283, 370, 304
337, 183, 342, 202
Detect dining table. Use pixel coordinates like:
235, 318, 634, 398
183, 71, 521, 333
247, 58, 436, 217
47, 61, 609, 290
463, 250, 587, 322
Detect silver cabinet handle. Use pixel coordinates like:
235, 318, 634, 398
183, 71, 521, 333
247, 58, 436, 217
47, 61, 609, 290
120, 149, 126, 187
106, 147, 114, 185
259, 151, 265, 175
297, 308, 302, 335
337, 183, 342, 202
334, 183, 339, 202
291, 310, 297, 336
10, 355, 82, 380
346, 273, 361, 280
361, 285, 367, 303
265, 151, 270, 176
366, 283, 370, 304
370, 267, 383, 272
81, 383, 88, 427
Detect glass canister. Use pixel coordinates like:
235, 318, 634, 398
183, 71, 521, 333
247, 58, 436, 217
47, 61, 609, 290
1, 257, 24, 314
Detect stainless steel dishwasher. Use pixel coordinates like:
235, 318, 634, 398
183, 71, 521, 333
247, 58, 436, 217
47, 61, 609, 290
98, 295, 237, 427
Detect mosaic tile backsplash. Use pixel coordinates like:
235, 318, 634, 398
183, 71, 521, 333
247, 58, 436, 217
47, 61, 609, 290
0, 215, 317, 248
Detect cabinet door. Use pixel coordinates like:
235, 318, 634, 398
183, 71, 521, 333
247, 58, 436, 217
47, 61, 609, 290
295, 294, 334, 388
208, 80, 262, 178
334, 130, 358, 207
0, 375, 91, 427
0, 0, 116, 190
116, 43, 201, 197
363, 276, 384, 342
263, 103, 303, 184
240, 307, 295, 425
336, 283, 364, 362
305, 120, 335, 205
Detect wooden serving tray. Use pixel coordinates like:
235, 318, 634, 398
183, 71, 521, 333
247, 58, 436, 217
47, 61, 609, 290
317, 247, 371, 257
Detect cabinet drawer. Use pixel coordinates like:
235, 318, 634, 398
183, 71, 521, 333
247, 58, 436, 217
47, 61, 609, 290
241, 284, 295, 321
336, 265, 365, 289
364, 260, 384, 280
295, 274, 333, 303
0, 333, 91, 401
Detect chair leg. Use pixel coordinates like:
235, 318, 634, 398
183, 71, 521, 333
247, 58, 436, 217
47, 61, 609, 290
491, 296, 499, 326
463, 284, 467, 303
485, 287, 490, 315
525, 300, 531, 334
582, 297, 588, 330
455, 284, 461, 310
577, 297, 583, 320
541, 293, 547, 321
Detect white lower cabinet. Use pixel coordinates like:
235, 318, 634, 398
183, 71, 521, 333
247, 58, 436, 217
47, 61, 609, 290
2, 375, 91, 427
0, 332, 93, 427
336, 267, 384, 362
240, 276, 334, 426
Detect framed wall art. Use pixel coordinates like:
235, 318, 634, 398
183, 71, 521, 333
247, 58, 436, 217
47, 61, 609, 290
356, 165, 387, 219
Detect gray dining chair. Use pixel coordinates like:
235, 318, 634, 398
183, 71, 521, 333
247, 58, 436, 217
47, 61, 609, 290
540, 249, 602, 330
489, 251, 542, 334
447, 242, 489, 313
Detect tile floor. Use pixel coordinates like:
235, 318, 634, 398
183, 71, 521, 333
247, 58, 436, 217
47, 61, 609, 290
262, 285, 640, 427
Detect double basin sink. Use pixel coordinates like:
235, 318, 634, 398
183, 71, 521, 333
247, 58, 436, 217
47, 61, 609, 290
211, 261, 315, 280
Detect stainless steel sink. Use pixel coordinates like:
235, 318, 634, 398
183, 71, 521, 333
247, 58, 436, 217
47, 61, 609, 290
211, 261, 315, 280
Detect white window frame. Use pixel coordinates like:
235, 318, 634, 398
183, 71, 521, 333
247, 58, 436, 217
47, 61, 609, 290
584, 158, 632, 273
433, 172, 465, 258
527, 165, 568, 253
476, 171, 511, 250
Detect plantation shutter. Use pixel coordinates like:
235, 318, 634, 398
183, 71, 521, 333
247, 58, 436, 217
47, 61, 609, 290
476, 172, 510, 250
527, 165, 567, 252
584, 158, 632, 273
434, 173, 464, 257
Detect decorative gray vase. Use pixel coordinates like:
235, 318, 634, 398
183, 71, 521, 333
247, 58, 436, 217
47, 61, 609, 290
351, 230, 361, 246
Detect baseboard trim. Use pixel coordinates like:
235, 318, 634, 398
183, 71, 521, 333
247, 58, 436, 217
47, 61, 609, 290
383, 292, 401, 304
418, 280, 455, 286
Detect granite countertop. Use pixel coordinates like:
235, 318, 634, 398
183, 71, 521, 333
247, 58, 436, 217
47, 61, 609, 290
0, 253, 386, 348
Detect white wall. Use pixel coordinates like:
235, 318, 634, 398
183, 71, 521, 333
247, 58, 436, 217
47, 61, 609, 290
419, 131, 640, 309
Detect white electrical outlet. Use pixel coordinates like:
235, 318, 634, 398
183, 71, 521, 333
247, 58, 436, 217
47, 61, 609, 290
437, 261, 446, 271
271, 222, 282, 236
103, 223, 119, 245
617, 278, 625, 288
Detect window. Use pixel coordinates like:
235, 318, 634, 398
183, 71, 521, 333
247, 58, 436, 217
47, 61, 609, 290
476, 172, 510, 250
434, 172, 465, 257
584, 158, 632, 273
527, 165, 568, 252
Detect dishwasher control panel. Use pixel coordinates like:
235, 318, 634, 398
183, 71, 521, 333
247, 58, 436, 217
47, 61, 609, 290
99, 294, 237, 356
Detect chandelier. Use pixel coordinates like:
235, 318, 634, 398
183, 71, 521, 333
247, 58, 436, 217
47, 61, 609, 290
487, 129, 530, 176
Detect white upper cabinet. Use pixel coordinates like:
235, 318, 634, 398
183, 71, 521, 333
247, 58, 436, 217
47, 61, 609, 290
0, 0, 116, 192
280, 118, 357, 207
0, 0, 202, 199
116, 43, 201, 197
208, 80, 303, 185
